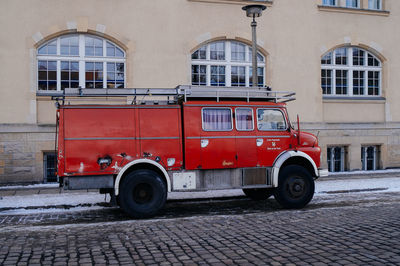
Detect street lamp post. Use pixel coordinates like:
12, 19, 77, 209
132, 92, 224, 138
242, 5, 266, 87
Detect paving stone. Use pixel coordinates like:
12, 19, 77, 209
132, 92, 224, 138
0, 192, 400, 265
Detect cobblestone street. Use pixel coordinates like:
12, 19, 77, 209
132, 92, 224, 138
1, 190, 400, 265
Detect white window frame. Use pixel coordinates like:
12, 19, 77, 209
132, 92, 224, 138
346, 0, 360, 8
37, 34, 126, 91
191, 40, 266, 87
368, 0, 382, 10
322, 0, 337, 6
321, 46, 382, 97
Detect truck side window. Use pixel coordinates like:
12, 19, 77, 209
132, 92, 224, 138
202, 108, 233, 131
236, 108, 254, 131
257, 109, 287, 131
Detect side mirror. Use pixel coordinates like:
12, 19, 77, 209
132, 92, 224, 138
297, 115, 301, 145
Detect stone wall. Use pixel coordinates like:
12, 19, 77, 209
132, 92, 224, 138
0, 125, 55, 184
304, 122, 400, 171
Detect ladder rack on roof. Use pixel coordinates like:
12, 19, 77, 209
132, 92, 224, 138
179, 85, 295, 103
52, 86, 295, 104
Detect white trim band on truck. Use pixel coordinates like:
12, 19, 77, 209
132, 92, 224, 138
114, 159, 172, 196
271, 150, 319, 187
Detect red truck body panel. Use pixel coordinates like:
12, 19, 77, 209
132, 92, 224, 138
58, 105, 183, 176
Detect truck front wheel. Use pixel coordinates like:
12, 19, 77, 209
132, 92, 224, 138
274, 165, 314, 209
242, 188, 273, 200
119, 169, 167, 218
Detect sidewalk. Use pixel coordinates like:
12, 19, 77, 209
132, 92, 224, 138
0, 184, 98, 197
1, 169, 400, 198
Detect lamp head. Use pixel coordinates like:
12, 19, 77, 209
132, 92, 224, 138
242, 5, 267, 18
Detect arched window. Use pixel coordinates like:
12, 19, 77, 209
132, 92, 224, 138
321, 46, 382, 97
37, 34, 126, 91
191, 40, 266, 87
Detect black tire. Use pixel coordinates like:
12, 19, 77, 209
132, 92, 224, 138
243, 188, 274, 200
119, 169, 167, 218
274, 165, 315, 209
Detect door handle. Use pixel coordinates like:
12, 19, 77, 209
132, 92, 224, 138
256, 138, 263, 147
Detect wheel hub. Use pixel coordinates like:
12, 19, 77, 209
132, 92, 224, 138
287, 177, 305, 198
133, 183, 153, 204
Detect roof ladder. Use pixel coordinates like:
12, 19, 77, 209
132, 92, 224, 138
51, 86, 295, 104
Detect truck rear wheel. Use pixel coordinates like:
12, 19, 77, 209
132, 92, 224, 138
119, 169, 167, 218
242, 188, 273, 200
274, 165, 314, 209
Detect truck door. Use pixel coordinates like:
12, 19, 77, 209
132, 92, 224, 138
234, 107, 258, 167
200, 107, 237, 169
255, 108, 291, 166
138, 106, 182, 170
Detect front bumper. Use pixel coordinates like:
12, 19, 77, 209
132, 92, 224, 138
318, 169, 329, 178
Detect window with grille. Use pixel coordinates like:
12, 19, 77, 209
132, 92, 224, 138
43, 152, 57, 183
361, 145, 380, 170
327, 146, 347, 172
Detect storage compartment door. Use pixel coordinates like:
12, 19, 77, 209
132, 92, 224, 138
63, 107, 136, 174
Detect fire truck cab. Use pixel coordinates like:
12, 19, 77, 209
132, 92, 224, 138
55, 86, 327, 218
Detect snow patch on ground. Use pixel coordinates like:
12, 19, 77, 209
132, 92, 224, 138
0, 183, 59, 190
0, 192, 106, 209
315, 177, 400, 193
0, 206, 107, 216
327, 169, 400, 176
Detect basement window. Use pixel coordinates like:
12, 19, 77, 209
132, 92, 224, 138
43, 152, 57, 183
327, 146, 347, 172
361, 145, 380, 170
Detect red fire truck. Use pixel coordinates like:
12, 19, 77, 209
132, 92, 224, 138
54, 86, 327, 218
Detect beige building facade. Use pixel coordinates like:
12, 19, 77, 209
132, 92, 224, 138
0, 0, 399, 183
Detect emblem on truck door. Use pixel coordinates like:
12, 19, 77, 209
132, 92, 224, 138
201, 139, 209, 148
267, 139, 281, 150
256, 138, 263, 147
